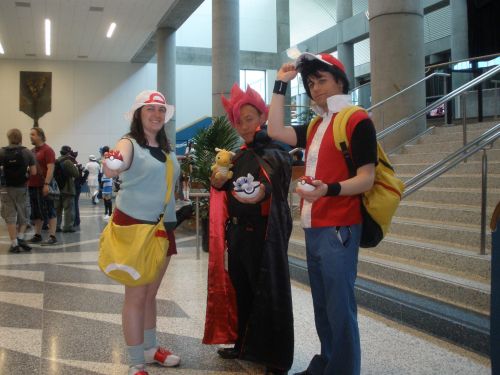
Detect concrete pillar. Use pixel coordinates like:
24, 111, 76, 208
212, 0, 239, 117
451, 0, 469, 90
276, 0, 291, 123
369, 0, 425, 150
336, 0, 355, 90
157, 27, 176, 147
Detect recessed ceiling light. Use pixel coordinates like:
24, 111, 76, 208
77, 55, 88, 59
15, 2, 31, 7
0, 42, 4, 54
89, 6, 104, 12
106, 22, 116, 38
45, 19, 51, 56
25, 53, 36, 57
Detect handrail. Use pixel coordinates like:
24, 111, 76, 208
404, 123, 500, 189
378, 64, 500, 142
403, 125, 500, 255
367, 72, 450, 112
426, 52, 500, 71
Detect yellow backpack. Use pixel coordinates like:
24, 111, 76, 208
307, 105, 405, 247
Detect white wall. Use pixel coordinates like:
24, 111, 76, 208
176, 0, 277, 53
0, 59, 156, 160
175, 64, 212, 128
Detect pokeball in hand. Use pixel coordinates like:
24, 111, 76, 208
104, 150, 124, 170
296, 176, 316, 192
233, 173, 261, 199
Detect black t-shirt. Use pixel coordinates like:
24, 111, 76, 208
293, 118, 377, 168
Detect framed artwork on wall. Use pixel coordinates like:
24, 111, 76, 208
19, 71, 52, 127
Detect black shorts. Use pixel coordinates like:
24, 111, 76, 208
29, 187, 56, 221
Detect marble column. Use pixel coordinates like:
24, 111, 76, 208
212, 0, 239, 117
157, 27, 177, 147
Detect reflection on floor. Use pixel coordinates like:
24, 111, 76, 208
0, 201, 490, 374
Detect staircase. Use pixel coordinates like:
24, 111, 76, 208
287, 120, 500, 354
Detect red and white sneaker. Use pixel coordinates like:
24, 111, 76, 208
128, 364, 148, 375
144, 346, 180, 367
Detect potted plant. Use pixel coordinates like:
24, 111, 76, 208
191, 115, 241, 251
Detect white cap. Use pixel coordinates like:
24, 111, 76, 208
125, 90, 175, 124
89, 154, 97, 161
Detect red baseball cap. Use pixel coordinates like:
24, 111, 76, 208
295, 52, 346, 74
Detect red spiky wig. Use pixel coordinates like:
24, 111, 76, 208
221, 83, 268, 126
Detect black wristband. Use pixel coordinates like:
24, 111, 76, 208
326, 182, 341, 196
273, 80, 288, 95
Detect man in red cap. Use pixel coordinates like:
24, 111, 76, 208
268, 53, 378, 375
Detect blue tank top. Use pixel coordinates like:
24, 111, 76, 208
115, 138, 179, 228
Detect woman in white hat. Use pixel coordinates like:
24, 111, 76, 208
84, 154, 100, 204
102, 90, 180, 375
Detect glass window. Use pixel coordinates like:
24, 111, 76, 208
240, 70, 267, 102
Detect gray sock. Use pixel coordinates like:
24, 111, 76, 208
127, 343, 145, 366
144, 328, 157, 351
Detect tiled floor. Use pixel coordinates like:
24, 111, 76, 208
0, 201, 491, 374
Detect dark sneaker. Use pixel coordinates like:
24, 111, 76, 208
9, 245, 21, 253
56, 227, 62, 232
216, 347, 240, 359
17, 239, 32, 251
28, 234, 43, 243
41, 236, 57, 246
62, 228, 76, 233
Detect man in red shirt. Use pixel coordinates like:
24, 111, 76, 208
27, 127, 58, 245
268, 54, 377, 375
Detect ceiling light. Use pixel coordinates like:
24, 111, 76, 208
0, 42, 4, 54
106, 22, 116, 38
45, 19, 51, 56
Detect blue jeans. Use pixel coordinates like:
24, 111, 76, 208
304, 224, 361, 375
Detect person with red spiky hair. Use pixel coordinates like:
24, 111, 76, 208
203, 83, 294, 375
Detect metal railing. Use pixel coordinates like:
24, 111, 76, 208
403, 123, 500, 255
190, 191, 210, 259
378, 64, 500, 144
367, 72, 450, 113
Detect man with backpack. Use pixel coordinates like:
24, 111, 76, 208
54, 145, 80, 233
267, 53, 377, 375
0, 128, 37, 253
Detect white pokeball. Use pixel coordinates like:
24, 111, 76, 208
233, 173, 261, 199
106, 157, 124, 170
296, 176, 316, 192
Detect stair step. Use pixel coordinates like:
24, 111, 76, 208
395, 200, 494, 226
403, 186, 500, 206
399, 173, 500, 189
371, 235, 491, 280
391, 149, 500, 164
403, 139, 500, 154
418, 128, 494, 144
358, 251, 490, 315
389, 217, 491, 251
287, 237, 490, 315
393, 161, 500, 174
432, 121, 498, 135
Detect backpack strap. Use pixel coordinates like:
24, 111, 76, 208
332, 105, 368, 178
305, 115, 323, 141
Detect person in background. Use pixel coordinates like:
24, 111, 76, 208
85, 154, 100, 204
54, 145, 79, 233
27, 127, 59, 246
101, 172, 113, 221
71, 150, 88, 228
102, 90, 180, 375
267, 53, 377, 375
0, 128, 37, 253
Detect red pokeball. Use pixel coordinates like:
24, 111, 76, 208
297, 175, 316, 192
104, 150, 124, 170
